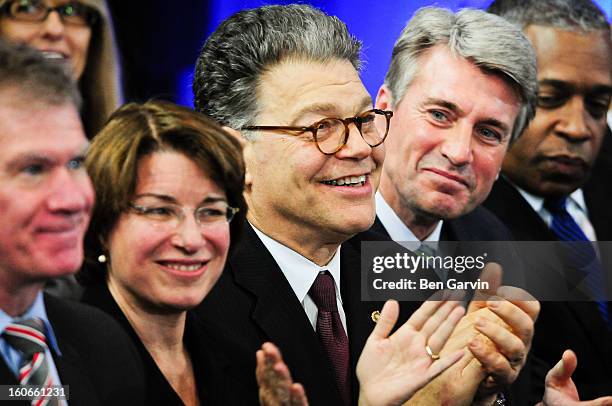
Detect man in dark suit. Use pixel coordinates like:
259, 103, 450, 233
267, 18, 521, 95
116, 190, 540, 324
0, 42, 144, 405
485, 0, 612, 401
192, 6, 391, 404
192, 5, 541, 405
370, 7, 543, 405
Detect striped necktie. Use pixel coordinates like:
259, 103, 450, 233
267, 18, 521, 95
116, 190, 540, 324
544, 197, 610, 328
3, 318, 60, 405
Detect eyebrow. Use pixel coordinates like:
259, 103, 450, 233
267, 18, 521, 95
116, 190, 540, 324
289, 95, 373, 125
539, 79, 612, 96
421, 98, 465, 116
422, 97, 511, 135
6, 141, 90, 170
134, 193, 227, 205
6, 154, 54, 172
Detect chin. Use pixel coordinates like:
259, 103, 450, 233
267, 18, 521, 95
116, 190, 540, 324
337, 214, 376, 235
41, 257, 82, 278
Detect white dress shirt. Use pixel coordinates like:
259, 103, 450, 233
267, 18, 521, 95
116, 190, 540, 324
515, 186, 598, 241
251, 223, 347, 333
0, 292, 67, 405
375, 191, 443, 243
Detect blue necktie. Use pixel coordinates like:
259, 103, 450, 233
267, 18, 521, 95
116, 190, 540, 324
544, 197, 610, 328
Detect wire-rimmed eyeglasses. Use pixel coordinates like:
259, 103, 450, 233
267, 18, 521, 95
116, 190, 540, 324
128, 201, 239, 230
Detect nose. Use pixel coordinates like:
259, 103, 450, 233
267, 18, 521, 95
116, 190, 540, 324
334, 123, 373, 160
46, 168, 93, 214
439, 124, 473, 167
40, 10, 66, 39
555, 97, 592, 142
171, 213, 206, 254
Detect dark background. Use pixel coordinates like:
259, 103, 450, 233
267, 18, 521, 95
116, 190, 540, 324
106, 0, 612, 108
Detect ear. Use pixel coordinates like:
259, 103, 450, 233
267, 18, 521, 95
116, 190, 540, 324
222, 126, 254, 189
375, 85, 393, 111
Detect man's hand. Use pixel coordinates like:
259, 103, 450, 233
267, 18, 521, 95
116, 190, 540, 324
357, 299, 465, 406
537, 350, 612, 406
469, 285, 540, 400
256, 342, 309, 406
406, 263, 540, 405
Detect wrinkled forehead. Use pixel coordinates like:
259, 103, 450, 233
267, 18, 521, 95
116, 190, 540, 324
255, 58, 372, 124
0, 101, 87, 164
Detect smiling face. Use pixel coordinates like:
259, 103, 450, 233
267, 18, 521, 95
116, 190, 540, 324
0, 97, 93, 292
377, 45, 520, 225
106, 151, 231, 313
0, 0, 92, 79
243, 58, 385, 253
502, 26, 612, 198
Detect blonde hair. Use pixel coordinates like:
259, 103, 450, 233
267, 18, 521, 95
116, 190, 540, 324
0, 0, 123, 137
78, 0, 123, 137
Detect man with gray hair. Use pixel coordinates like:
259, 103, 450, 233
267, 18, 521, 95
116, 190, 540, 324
371, 6, 540, 405
485, 0, 612, 400
193, 5, 392, 405
0, 40, 145, 404
193, 4, 542, 405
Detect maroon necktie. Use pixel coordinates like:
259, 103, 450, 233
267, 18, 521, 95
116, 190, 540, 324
309, 271, 351, 405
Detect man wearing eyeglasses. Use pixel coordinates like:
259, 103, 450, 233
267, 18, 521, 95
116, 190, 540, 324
192, 5, 403, 405
371, 7, 541, 405
0, 41, 144, 405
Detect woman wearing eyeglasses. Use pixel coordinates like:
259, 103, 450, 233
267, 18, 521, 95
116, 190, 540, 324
79, 100, 249, 405
0, 0, 122, 137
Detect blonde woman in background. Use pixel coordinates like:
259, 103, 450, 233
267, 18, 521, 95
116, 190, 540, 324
0, 0, 122, 137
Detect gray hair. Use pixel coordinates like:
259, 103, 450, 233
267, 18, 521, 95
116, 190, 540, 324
193, 4, 362, 130
384, 7, 537, 143
0, 39, 81, 108
487, 0, 610, 32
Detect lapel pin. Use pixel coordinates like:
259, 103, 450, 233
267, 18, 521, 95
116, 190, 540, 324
371, 310, 381, 323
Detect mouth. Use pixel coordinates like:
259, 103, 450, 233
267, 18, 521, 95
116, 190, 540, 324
423, 168, 469, 187
320, 174, 367, 187
545, 155, 587, 168
38, 216, 84, 234
157, 260, 209, 273
39, 50, 68, 61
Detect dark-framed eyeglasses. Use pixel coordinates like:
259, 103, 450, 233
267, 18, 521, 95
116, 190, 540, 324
242, 108, 393, 155
128, 201, 239, 231
0, 0, 99, 27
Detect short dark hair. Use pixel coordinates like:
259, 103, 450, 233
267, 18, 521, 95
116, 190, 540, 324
193, 4, 362, 130
0, 39, 81, 107
81, 100, 246, 284
487, 0, 610, 32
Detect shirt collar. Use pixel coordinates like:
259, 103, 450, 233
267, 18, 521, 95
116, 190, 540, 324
0, 292, 61, 355
513, 182, 588, 215
376, 191, 443, 242
251, 223, 342, 304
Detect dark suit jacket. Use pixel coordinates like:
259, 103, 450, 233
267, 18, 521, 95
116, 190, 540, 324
0, 294, 145, 406
484, 172, 612, 401
194, 223, 417, 405
81, 284, 247, 406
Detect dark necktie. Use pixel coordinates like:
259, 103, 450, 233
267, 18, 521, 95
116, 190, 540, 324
309, 271, 351, 405
3, 318, 60, 405
544, 197, 610, 328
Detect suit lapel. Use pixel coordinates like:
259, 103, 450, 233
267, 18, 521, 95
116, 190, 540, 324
229, 224, 342, 404
45, 298, 101, 406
